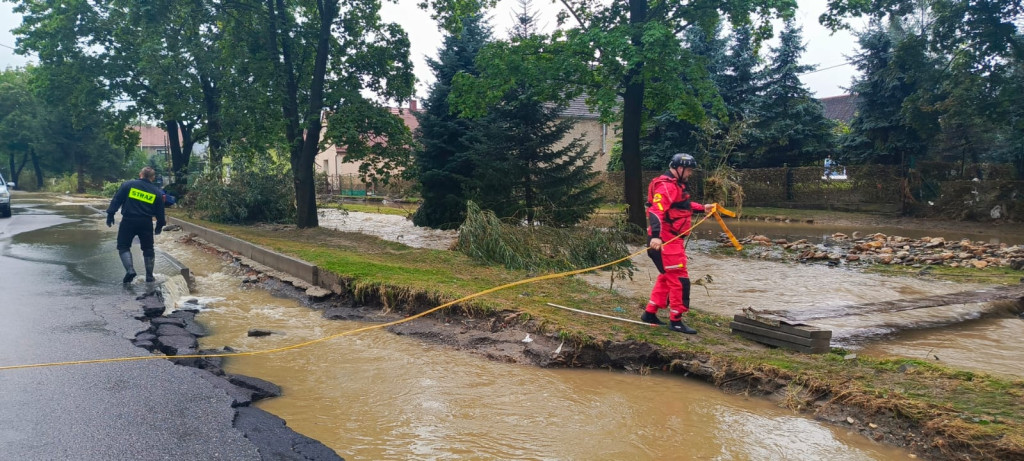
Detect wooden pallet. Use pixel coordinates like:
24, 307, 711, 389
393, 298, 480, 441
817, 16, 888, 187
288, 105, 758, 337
730, 314, 832, 354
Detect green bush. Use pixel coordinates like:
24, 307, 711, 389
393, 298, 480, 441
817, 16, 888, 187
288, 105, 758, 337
182, 160, 295, 224
102, 181, 121, 197
45, 174, 79, 194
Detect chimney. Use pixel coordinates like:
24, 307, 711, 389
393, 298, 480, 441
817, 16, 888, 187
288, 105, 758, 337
409, 99, 417, 111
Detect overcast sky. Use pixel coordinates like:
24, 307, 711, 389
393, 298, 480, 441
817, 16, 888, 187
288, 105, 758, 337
1, 0, 863, 99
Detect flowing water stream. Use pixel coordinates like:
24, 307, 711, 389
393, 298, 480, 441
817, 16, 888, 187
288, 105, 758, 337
315, 210, 1023, 377
158, 235, 912, 460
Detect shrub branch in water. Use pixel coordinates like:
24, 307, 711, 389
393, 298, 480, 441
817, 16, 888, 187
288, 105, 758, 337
456, 201, 634, 275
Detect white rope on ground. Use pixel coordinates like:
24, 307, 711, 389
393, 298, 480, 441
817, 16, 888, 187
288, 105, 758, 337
546, 303, 657, 326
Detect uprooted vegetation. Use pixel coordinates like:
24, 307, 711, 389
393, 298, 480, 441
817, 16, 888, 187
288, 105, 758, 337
176, 215, 1024, 461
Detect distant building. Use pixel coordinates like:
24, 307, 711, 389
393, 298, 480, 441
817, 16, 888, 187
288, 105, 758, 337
819, 94, 859, 124
557, 95, 615, 172
315, 101, 420, 194
133, 124, 208, 158
135, 125, 170, 157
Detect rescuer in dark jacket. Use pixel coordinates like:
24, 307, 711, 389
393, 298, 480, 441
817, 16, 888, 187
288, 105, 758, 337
106, 167, 166, 283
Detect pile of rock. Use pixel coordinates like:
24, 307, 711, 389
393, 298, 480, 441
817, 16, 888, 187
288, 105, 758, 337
727, 232, 1024, 270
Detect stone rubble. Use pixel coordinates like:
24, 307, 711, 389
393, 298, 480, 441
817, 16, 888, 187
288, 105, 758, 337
722, 232, 1024, 270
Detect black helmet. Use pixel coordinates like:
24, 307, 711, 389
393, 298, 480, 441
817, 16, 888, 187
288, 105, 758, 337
669, 153, 698, 169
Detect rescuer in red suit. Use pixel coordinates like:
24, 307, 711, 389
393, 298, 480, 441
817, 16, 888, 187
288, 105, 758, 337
641, 153, 709, 334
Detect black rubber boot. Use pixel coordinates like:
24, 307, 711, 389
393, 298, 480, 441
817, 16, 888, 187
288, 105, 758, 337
669, 320, 697, 334
640, 311, 664, 325
144, 255, 156, 282
119, 251, 136, 284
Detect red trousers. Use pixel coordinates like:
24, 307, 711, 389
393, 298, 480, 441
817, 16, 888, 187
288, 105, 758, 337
645, 243, 690, 321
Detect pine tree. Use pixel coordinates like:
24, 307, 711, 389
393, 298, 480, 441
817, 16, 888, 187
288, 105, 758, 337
840, 20, 933, 168
718, 25, 763, 127
748, 20, 835, 168
468, 0, 601, 226
412, 15, 493, 229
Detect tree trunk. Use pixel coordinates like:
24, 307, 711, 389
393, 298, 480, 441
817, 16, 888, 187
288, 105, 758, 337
200, 72, 223, 178
31, 148, 43, 189
13, 151, 29, 183
293, 0, 336, 229
76, 157, 86, 194
622, 0, 648, 230
164, 120, 183, 180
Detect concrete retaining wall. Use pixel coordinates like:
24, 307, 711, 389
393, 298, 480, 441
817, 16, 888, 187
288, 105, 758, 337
168, 217, 319, 285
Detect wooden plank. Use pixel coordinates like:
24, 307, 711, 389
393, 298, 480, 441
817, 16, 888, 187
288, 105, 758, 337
732, 315, 832, 339
730, 322, 831, 348
733, 330, 831, 354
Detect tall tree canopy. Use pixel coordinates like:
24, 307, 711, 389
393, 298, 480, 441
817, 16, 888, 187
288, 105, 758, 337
746, 20, 835, 168
412, 14, 493, 230
450, 0, 797, 229
825, 0, 1024, 174
222, 0, 415, 228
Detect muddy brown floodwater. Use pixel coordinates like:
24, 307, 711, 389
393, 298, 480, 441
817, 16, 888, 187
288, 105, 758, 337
159, 235, 912, 460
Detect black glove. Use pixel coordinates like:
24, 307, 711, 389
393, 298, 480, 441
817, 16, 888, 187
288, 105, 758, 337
106, 213, 115, 227
154, 226, 162, 236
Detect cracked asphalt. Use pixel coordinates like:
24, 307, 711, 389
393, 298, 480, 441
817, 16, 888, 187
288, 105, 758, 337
0, 196, 261, 460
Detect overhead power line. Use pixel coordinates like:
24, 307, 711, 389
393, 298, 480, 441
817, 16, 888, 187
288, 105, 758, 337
799, 61, 857, 76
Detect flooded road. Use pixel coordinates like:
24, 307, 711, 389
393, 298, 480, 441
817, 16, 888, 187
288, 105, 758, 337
0, 196, 262, 459
159, 235, 912, 460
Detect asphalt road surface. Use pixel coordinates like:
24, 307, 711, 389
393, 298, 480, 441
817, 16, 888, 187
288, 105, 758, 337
0, 196, 261, 460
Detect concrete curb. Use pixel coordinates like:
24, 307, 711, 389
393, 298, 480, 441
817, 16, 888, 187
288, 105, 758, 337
168, 217, 319, 286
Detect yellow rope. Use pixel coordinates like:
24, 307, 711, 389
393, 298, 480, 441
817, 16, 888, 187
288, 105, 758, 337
0, 205, 739, 372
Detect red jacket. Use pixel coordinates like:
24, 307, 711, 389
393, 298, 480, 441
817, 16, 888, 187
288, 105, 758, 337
646, 172, 705, 241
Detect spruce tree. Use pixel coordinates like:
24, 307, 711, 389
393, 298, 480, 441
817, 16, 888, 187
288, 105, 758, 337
748, 20, 835, 168
840, 21, 932, 167
412, 15, 493, 229
468, 0, 601, 226
718, 25, 763, 127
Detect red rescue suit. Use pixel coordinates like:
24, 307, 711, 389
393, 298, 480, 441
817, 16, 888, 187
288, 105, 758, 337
645, 172, 705, 321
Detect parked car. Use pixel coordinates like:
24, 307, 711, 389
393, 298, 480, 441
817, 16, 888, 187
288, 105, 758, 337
0, 173, 13, 218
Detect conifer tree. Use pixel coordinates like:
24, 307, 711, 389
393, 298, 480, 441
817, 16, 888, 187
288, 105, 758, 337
748, 20, 835, 168
641, 23, 729, 168
468, 0, 601, 226
840, 21, 933, 167
412, 15, 493, 229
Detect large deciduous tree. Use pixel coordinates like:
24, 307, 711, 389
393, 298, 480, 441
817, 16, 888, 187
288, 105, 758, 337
11, 1, 136, 192
227, 0, 415, 228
